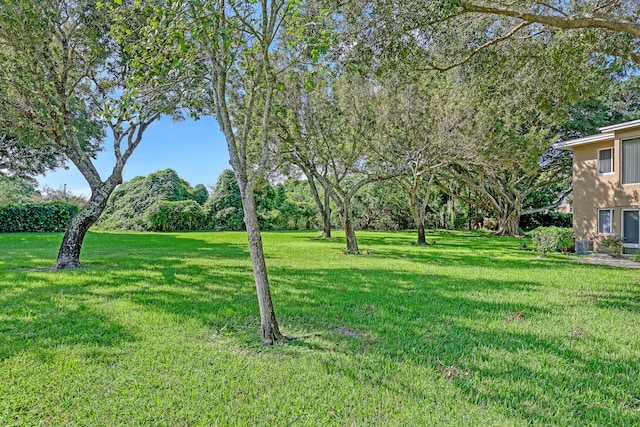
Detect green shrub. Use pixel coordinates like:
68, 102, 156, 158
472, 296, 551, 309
530, 226, 574, 257
205, 169, 244, 231
145, 200, 206, 231
520, 212, 573, 231
190, 184, 209, 205
96, 169, 208, 231
206, 205, 245, 231
0, 202, 79, 232
602, 236, 623, 258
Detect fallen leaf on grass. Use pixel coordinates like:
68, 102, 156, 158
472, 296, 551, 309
437, 359, 470, 380
569, 326, 591, 339
506, 311, 524, 323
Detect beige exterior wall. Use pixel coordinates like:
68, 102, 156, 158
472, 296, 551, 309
572, 128, 640, 251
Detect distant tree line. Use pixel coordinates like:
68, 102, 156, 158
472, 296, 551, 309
0, 167, 570, 234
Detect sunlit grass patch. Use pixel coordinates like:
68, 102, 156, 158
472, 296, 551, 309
0, 229, 639, 426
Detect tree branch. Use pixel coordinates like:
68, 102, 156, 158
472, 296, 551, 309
428, 21, 531, 72
460, 2, 640, 38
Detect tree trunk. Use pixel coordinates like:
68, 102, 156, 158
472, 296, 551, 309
321, 190, 331, 238
410, 195, 427, 245
341, 199, 359, 254
54, 180, 118, 269
305, 171, 332, 238
417, 222, 426, 245
495, 214, 522, 236
239, 186, 284, 345
448, 198, 455, 229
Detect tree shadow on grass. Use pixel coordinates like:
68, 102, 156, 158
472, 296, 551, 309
0, 232, 255, 362
0, 231, 251, 271
2, 231, 638, 425
88, 247, 639, 425
0, 280, 136, 360
584, 285, 640, 313
81, 232, 251, 264
268, 266, 640, 426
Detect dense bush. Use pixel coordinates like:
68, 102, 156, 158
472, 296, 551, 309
0, 202, 79, 232
520, 212, 573, 231
275, 180, 319, 230
530, 226, 574, 257
205, 170, 307, 231
146, 200, 206, 231
205, 169, 244, 231
96, 169, 208, 231
602, 236, 623, 258
191, 184, 209, 205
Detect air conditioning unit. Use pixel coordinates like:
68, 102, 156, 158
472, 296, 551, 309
575, 240, 594, 254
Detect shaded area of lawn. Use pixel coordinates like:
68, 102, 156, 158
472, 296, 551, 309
0, 280, 135, 360
0, 230, 639, 425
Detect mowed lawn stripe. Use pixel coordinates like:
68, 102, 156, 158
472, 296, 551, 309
0, 230, 638, 426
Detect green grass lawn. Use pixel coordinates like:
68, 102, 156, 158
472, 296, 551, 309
0, 230, 639, 426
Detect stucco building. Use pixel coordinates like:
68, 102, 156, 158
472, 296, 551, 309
555, 119, 640, 254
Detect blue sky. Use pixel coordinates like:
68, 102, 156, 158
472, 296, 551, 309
37, 116, 230, 197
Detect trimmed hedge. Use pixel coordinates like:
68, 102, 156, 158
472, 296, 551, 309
0, 202, 79, 232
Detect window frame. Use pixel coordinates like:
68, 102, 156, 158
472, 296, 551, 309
597, 147, 614, 175
622, 209, 640, 248
598, 208, 614, 236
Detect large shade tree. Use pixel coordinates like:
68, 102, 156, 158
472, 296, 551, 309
446, 1, 640, 38
435, 32, 609, 235
370, 70, 481, 244
0, 0, 185, 268
274, 67, 338, 239
343, 0, 618, 236
279, 70, 400, 253
333, 1, 639, 84
411, 1, 640, 68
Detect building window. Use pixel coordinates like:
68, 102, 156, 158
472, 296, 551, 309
623, 210, 640, 246
622, 138, 640, 184
598, 209, 613, 235
598, 148, 614, 175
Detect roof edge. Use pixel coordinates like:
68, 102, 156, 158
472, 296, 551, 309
553, 132, 614, 150
599, 119, 640, 132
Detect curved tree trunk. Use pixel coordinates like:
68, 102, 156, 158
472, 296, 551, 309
240, 185, 284, 345
54, 179, 119, 269
304, 170, 332, 238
